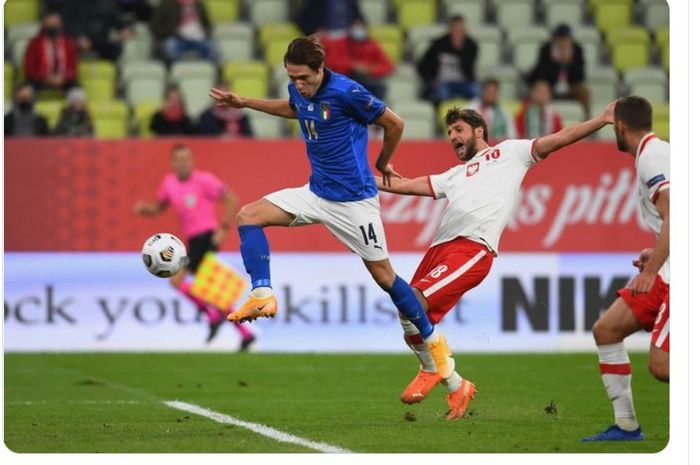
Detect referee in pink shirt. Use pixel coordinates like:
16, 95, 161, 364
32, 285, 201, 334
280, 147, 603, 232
134, 143, 255, 350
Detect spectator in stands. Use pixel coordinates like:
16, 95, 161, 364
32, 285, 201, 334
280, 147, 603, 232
197, 81, 254, 138
417, 15, 479, 104
321, 19, 394, 99
4, 83, 49, 137
54, 0, 132, 61
150, 0, 215, 62
116, 0, 154, 24
54, 87, 93, 137
529, 24, 590, 117
515, 80, 563, 139
150, 85, 196, 136
296, 0, 362, 36
467, 78, 516, 144
24, 12, 79, 91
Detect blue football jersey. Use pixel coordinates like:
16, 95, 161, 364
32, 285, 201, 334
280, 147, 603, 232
288, 68, 386, 202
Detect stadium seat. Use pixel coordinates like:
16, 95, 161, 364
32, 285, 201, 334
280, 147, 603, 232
12, 38, 30, 67
587, 67, 618, 107
246, 111, 284, 138
501, 99, 522, 120
359, 0, 388, 25
258, 22, 301, 49
477, 65, 520, 101
213, 22, 254, 41
4, 0, 39, 27
606, 26, 650, 48
543, 0, 584, 28
368, 25, 404, 64
552, 100, 585, 126
402, 116, 436, 139
170, 61, 216, 86
179, 77, 214, 119
34, 100, 62, 130
594, 1, 631, 35
94, 118, 128, 139
624, 67, 668, 103
131, 22, 151, 41
571, 25, 602, 72
397, 0, 437, 31
653, 103, 669, 141
133, 100, 161, 137
126, 77, 166, 106
223, 61, 268, 84
265, 39, 291, 68
611, 42, 649, 73
469, 26, 502, 74
656, 27, 669, 50
508, 26, 549, 73
217, 37, 253, 62
79, 61, 117, 102
5, 62, 14, 101
444, 0, 485, 24
407, 24, 446, 61
91, 101, 129, 139
7, 22, 39, 44
644, 0, 669, 32
276, 78, 290, 99
437, 98, 470, 129
120, 60, 167, 85
385, 74, 419, 107
249, 0, 289, 25
232, 77, 268, 99
494, 0, 535, 30
120, 38, 152, 62
203, 0, 239, 24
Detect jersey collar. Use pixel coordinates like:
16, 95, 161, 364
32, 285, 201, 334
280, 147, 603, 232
635, 132, 656, 167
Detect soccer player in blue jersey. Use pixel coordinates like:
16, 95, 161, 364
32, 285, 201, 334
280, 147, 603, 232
209, 36, 455, 383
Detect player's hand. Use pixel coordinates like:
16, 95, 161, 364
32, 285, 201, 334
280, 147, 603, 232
133, 201, 148, 215
377, 163, 403, 187
628, 270, 656, 295
632, 248, 654, 272
600, 100, 617, 124
212, 226, 227, 246
208, 87, 245, 108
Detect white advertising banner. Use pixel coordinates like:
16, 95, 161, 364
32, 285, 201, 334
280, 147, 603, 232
3, 252, 651, 352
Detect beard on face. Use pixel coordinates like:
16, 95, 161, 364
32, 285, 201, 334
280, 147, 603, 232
463, 134, 478, 161
614, 126, 628, 152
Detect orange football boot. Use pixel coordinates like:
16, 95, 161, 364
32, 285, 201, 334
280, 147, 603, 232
445, 379, 477, 420
426, 332, 453, 379
400, 369, 443, 404
227, 294, 277, 322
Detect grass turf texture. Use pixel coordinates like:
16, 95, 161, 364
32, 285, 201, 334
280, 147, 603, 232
4, 353, 668, 453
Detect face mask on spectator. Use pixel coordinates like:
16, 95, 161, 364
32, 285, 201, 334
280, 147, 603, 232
17, 100, 33, 112
349, 25, 368, 41
44, 27, 60, 38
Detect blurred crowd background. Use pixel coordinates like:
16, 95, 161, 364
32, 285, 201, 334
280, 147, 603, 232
4, 0, 669, 142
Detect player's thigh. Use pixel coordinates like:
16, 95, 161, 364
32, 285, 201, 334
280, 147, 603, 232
593, 297, 643, 344
322, 196, 389, 262
243, 185, 322, 227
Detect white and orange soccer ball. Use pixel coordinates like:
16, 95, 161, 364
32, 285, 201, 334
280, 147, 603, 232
141, 233, 189, 278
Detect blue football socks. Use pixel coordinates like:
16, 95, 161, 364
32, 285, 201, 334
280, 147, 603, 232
388, 275, 434, 339
238, 225, 272, 289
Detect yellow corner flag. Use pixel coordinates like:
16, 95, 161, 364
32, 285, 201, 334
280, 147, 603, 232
190, 252, 247, 312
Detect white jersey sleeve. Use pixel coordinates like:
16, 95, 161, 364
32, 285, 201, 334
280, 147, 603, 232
429, 166, 462, 199
637, 144, 670, 203
498, 139, 539, 168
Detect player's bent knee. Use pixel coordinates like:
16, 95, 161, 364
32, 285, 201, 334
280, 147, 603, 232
648, 360, 669, 382
236, 204, 261, 226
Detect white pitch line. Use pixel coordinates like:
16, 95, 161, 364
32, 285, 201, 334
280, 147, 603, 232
164, 400, 352, 454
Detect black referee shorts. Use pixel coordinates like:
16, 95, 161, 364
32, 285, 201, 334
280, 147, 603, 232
187, 230, 218, 272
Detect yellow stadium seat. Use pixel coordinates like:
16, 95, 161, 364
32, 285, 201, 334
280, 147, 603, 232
203, 0, 239, 24
588, 0, 632, 13
94, 118, 128, 139
437, 98, 470, 130
34, 100, 63, 129
661, 46, 669, 73
90, 101, 129, 138
133, 100, 162, 137
606, 27, 650, 48
258, 22, 300, 49
78, 60, 117, 80
4, 0, 39, 27
369, 25, 403, 64
656, 26, 669, 49
653, 104, 669, 141
397, 0, 437, 30
595, 2, 631, 35
265, 39, 290, 67
231, 77, 268, 99
612, 42, 649, 72
5, 62, 14, 100
82, 78, 115, 102
223, 60, 267, 83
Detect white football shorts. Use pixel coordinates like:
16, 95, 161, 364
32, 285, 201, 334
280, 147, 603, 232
264, 184, 389, 261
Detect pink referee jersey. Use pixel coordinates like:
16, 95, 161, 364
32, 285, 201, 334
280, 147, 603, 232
157, 170, 227, 239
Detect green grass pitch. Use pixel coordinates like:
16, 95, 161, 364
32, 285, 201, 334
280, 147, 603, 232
4, 352, 668, 453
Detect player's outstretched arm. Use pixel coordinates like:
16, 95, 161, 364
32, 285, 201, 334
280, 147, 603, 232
208, 88, 297, 119
533, 100, 616, 159
374, 175, 433, 196
133, 200, 166, 216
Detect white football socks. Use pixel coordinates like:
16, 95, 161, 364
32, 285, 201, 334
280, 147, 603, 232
251, 286, 273, 299
597, 342, 639, 431
442, 370, 464, 393
400, 319, 437, 372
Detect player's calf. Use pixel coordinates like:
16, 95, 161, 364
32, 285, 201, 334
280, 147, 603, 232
648, 346, 669, 382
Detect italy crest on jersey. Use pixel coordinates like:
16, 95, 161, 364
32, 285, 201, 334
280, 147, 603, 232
321, 103, 331, 120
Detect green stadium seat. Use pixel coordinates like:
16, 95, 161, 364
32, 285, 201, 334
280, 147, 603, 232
120, 60, 167, 85
606, 27, 650, 48
594, 1, 631, 35
120, 38, 152, 62
653, 103, 669, 141
258, 22, 301, 49
79, 60, 117, 80
5, 62, 14, 101
170, 61, 216, 85
223, 61, 267, 83
7, 22, 39, 43
94, 118, 128, 139
4, 0, 39, 27
249, 0, 289, 25
401, 116, 436, 139
407, 24, 446, 60
397, 0, 437, 31
231, 77, 268, 99
624, 67, 668, 103
656, 27, 670, 50
477, 65, 520, 101
246, 111, 284, 138
501, 99, 522, 120
34, 100, 63, 130
552, 100, 585, 126
644, 0, 669, 32
612, 42, 649, 73
444, 0, 485, 24
508, 26, 549, 73
587, 66, 618, 106
217, 37, 253, 62
131, 22, 151, 41
661, 46, 669, 73
12, 38, 30, 67
203, 0, 239, 24
133, 100, 161, 137
494, 0, 535, 30
588, 0, 632, 13
436, 98, 470, 130
359, 0, 388, 25
264, 39, 291, 68
543, 0, 584, 28
368, 25, 404, 64
126, 77, 166, 106
385, 74, 419, 107
179, 77, 214, 119
571, 25, 602, 73
82, 78, 114, 102
469, 26, 502, 74
213, 22, 253, 41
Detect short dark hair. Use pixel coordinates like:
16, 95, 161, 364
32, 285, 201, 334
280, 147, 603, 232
171, 143, 191, 156
445, 107, 488, 142
284, 36, 325, 71
448, 15, 464, 24
482, 77, 500, 88
615, 96, 652, 131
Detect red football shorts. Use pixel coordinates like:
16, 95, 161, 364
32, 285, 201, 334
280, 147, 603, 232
410, 237, 493, 324
617, 274, 670, 352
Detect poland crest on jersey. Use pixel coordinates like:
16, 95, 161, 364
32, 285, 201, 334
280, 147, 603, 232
466, 162, 480, 177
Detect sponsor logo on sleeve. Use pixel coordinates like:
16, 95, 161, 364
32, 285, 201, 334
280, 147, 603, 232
646, 174, 666, 188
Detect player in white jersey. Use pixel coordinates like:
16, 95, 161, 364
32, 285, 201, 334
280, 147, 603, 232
377, 103, 616, 419
583, 96, 669, 442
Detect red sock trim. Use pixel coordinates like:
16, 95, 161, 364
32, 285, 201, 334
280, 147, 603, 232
599, 363, 632, 375
404, 334, 424, 345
